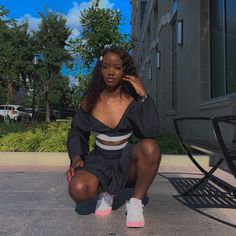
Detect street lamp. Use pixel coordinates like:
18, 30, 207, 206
32, 54, 39, 118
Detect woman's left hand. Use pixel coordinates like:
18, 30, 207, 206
122, 75, 147, 96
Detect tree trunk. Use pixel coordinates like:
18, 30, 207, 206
7, 81, 12, 104
44, 82, 50, 122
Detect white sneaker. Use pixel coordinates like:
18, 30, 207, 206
126, 198, 145, 227
95, 192, 114, 216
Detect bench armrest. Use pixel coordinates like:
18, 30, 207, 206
212, 115, 236, 125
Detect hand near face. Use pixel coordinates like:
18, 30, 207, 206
122, 75, 147, 96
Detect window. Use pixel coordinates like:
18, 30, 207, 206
154, 1, 158, 14
148, 66, 152, 80
140, 1, 147, 28
153, 1, 158, 37
148, 24, 151, 41
210, 0, 236, 98
156, 48, 160, 69
172, 0, 178, 14
171, 17, 178, 109
6, 106, 14, 111
17, 107, 25, 112
225, 0, 236, 94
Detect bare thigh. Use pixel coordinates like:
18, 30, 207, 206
127, 139, 161, 183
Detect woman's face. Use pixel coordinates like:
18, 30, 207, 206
101, 52, 124, 87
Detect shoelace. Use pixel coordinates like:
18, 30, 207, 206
127, 202, 144, 213
97, 193, 113, 206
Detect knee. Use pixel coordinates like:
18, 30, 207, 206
139, 139, 161, 164
68, 180, 89, 202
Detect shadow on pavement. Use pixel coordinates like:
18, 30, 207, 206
159, 172, 236, 228
75, 188, 149, 215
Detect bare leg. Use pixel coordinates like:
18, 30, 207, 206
68, 170, 100, 202
127, 139, 161, 199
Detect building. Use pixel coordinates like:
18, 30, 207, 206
131, 0, 236, 139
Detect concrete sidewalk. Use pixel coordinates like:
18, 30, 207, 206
0, 153, 235, 236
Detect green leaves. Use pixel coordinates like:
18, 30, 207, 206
0, 5, 9, 18
32, 9, 73, 120
0, 121, 95, 152
70, 0, 134, 70
34, 9, 72, 72
0, 5, 33, 103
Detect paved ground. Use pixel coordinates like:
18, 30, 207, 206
0, 154, 235, 236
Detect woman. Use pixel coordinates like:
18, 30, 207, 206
66, 46, 161, 228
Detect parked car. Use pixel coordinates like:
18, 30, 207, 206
25, 108, 38, 118
36, 108, 58, 120
0, 105, 31, 122
25, 108, 59, 122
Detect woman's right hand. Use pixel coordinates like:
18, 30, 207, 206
66, 156, 84, 183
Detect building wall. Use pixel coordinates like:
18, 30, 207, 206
131, 0, 234, 137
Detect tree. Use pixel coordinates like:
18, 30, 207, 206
0, 5, 33, 104
48, 74, 72, 109
0, 5, 13, 103
33, 9, 72, 121
0, 5, 8, 17
70, 0, 134, 70
69, 0, 134, 105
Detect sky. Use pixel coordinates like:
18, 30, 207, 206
1, 0, 131, 36
1, 0, 131, 82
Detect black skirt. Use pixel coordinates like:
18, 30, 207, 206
74, 143, 135, 194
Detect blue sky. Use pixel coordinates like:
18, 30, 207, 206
1, 0, 131, 35
1, 0, 131, 82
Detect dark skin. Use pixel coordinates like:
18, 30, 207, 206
67, 52, 161, 201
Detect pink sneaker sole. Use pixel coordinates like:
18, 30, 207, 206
95, 208, 112, 216
126, 221, 145, 228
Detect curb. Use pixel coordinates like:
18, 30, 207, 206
0, 152, 70, 166
0, 152, 210, 167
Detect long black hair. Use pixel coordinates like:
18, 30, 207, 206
84, 46, 138, 113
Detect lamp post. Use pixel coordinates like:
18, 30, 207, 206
32, 54, 39, 118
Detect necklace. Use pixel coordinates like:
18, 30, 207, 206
106, 96, 122, 105
103, 89, 122, 106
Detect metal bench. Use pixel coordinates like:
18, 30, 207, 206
173, 116, 236, 196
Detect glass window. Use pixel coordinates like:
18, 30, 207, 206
140, 1, 147, 28
17, 107, 24, 112
172, 17, 178, 109
6, 106, 14, 110
226, 0, 236, 94
210, 0, 225, 98
210, 0, 236, 97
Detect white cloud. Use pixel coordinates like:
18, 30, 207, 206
98, 0, 114, 9
16, 0, 115, 37
66, 0, 115, 38
17, 14, 41, 32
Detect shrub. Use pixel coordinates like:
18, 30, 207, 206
157, 132, 185, 154
0, 121, 184, 154
0, 121, 95, 152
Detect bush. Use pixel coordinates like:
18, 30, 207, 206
157, 132, 185, 154
0, 122, 29, 138
0, 121, 95, 152
0, 121, 184, 154
131, 132, 185, 154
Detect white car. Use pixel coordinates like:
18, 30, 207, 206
0, 104, 31, 122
